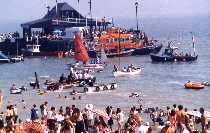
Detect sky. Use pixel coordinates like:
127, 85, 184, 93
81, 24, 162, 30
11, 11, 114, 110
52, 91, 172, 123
0, 0, 210, 23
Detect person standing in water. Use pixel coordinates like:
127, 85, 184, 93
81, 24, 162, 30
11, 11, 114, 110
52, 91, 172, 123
200, 107, 208, 133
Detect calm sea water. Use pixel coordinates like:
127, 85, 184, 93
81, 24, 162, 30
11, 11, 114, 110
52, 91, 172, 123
0, 16, 210, 119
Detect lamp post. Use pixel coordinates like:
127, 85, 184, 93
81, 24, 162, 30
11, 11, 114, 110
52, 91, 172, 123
135, 1, 139, 33
88, 0, 93, 40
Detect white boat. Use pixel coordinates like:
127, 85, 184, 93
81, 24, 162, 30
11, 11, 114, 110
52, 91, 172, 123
10, 55, 24, 63
10, 88, 22, 94
113, 68, 141, 77
22, 44, 40, 56
84, 83, 117, 93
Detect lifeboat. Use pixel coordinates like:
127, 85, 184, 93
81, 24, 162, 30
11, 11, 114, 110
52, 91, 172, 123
184, 82, 205, 89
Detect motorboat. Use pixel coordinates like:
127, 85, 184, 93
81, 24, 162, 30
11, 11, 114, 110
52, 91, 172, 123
151, 37, 198, 62
10, 89, 22, 94
10, 85, 22, 94
184, 82, 205, 89
151, 46, 198, 62
113, 67, 141, 77
10, 55, 24, 63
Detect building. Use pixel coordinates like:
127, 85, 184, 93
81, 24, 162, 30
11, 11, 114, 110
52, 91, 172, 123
21, 2, 111, 38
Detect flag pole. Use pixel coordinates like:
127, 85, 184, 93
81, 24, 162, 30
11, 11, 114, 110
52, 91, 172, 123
191, 33, 196, 56
78, 0, 80, 23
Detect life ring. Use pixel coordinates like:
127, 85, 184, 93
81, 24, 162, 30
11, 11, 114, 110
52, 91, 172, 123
95, 86, 100, 92
84, 87, 88, 92
103, 85, 108, 91
110, 84, 115, 90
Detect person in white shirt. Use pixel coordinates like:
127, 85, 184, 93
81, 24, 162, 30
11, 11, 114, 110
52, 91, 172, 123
56, 110, 64, 123
47, 106, 57, 131
116, 108, 124, 131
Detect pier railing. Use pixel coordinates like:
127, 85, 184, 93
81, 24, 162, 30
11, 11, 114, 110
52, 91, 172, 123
52, 17, 111, 26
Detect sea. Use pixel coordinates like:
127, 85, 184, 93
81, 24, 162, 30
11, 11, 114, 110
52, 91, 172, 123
0, 15, 210, 119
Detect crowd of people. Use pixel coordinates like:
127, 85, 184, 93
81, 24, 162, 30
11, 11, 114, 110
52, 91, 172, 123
0, 32, 20, 43
0, 97, 209, 133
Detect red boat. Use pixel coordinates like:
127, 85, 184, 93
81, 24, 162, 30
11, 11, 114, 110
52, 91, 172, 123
184, 82, 205, 89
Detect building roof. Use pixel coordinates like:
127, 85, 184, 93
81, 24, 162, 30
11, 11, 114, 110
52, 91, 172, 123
21, 2, 111, 29
43, 2, 84, 20
21, 2, 85, 28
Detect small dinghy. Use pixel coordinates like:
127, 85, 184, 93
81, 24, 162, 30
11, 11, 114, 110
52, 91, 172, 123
113, 67, 141, 77
10, 89, 22, 94
10, 84, 22, 94
184, 81, 205, 90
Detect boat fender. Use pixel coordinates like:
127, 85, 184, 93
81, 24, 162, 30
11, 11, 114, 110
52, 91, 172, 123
110, 84, 115, 90
95, 86, 100, 92
84, 87, 88, 92
103, 85, 108, 90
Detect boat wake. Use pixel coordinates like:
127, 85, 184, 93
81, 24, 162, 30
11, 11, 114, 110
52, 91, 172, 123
167, 81, 183, 86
